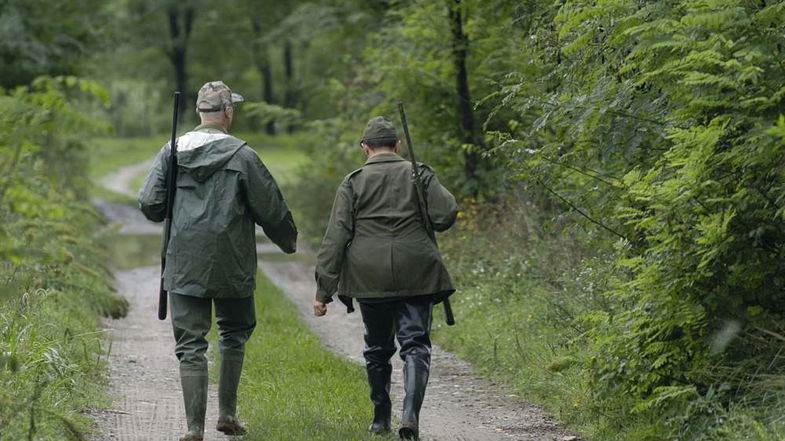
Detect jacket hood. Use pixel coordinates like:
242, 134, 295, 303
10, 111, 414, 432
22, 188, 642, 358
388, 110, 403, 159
175, 130, 245, 182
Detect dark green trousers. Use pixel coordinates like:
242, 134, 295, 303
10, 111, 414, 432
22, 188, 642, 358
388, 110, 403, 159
170, 293, 256, 372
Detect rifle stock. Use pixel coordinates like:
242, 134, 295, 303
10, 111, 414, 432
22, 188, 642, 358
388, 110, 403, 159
158, 91, 181, 320
397, 103, 456, 326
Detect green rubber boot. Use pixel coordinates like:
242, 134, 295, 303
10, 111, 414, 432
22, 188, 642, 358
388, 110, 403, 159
180, 369, 208, 441
216, 349, 247, 436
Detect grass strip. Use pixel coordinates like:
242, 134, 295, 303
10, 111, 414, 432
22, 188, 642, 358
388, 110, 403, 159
212, 270, 378, 441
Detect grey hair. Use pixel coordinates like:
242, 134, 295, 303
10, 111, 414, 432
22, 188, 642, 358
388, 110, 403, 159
199, 105, 231, 122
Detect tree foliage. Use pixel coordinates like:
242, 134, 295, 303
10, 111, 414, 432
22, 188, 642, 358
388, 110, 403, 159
483, 1, 785, 437
0, 0, 106, 87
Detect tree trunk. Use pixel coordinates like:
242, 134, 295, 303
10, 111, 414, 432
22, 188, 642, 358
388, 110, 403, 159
283, 39, 296, 133
167, 6, 194, 124
250, 16, 276, 135
448, 0, 478, 185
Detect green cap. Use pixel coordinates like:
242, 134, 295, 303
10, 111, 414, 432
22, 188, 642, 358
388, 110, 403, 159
361, 116, 398, 141
196, 81, 244, 112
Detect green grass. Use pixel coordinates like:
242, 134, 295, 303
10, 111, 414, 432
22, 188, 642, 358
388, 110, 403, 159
0, 288, 113, 440
90, 184, 138, 205
237, 131, 311, 187
206, 270, 380, 441
88, 136, 164, 181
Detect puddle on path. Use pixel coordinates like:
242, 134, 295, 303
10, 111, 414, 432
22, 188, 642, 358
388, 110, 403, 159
107, 234, 161, 269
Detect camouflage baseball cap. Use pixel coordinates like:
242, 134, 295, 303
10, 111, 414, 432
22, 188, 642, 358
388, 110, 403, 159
361, 116, 398, 141
196, 81, 244, 112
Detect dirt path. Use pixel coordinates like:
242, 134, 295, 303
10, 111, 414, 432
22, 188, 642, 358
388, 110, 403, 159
93, 159, 573, 441
91, 166, 230, 441
99, 159, 154, 199
90, 266, 230, 441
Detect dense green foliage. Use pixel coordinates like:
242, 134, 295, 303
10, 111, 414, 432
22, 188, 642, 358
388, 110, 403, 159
0, 78, 127, 439
0, 0, 107, 88
538, 3, 785, 434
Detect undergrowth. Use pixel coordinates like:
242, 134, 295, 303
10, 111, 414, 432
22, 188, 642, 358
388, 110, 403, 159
433, 195, 785, 441
0, 77, 127, 440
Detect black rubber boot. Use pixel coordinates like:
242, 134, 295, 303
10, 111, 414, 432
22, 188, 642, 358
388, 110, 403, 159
399, 355, 430, 440
216, 349, 247, 435
367, 362, 392, 434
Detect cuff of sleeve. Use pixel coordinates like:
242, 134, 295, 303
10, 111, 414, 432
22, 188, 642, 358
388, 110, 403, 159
315, 290, 333, 304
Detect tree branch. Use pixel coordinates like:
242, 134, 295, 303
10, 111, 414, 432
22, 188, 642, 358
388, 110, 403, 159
535, 177, 628, 240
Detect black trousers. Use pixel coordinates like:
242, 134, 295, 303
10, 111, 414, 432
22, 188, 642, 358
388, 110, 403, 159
359, 297, 434, 368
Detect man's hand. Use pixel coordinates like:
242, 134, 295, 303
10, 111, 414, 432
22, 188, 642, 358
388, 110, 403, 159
313, 300, 327, 317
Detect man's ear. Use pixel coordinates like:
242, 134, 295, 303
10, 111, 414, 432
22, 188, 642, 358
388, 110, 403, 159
224, 106, 234, 119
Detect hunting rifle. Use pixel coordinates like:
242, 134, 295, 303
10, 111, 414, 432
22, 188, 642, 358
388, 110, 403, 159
158, 91, 180, 320
397, 103, 456, 326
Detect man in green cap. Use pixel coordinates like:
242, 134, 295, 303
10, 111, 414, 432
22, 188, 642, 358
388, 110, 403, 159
139, 80, 298, 441
313, 116, 458, 439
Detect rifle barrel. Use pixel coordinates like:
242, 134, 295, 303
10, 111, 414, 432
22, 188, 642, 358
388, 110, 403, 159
397, 103, 456, 326
158, 91, 180, 321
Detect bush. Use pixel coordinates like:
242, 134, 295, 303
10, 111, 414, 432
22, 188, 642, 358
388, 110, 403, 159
0, 77, 127, 439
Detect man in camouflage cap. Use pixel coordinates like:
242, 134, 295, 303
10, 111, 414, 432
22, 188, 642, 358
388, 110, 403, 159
196, 80, 245, 112
140, 81, 298, 441
313, 116, 458, 439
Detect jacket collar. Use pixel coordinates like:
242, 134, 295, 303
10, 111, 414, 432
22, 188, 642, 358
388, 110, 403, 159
194, 122, 228, 134
365, 152, 406, 165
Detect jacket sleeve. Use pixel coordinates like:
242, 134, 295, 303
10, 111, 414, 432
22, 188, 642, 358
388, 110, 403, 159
422, 168, 458, 232
314, 179, 354, 303
138, 144, 170, 222
240, 147, 298, 254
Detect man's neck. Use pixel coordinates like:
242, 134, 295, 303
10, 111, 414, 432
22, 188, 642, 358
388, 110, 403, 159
368, 148, 396, 158
197, 121, 229, 133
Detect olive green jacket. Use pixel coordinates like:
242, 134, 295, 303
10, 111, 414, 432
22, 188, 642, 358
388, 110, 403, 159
315, 152, 458, 305
139, 124, 297, 299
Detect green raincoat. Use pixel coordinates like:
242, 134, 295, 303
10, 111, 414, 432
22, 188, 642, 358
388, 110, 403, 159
139, 124, 297, 299
315, 152, 458, 305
